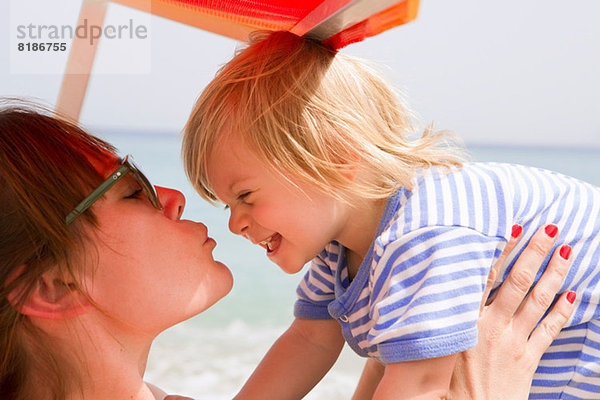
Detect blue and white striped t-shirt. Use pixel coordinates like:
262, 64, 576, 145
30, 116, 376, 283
294, 162, 600, 399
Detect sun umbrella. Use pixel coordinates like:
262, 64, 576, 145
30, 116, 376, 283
57, 0, 419, 121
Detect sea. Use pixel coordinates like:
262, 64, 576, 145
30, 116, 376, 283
99, 130, 600, 400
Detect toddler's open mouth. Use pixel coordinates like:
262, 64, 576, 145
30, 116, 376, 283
259, 233, 282, 255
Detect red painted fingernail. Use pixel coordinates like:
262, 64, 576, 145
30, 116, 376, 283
560, 245, 572, 260
511, 224, 523, 238
567, 291, 576, 304
545, 224, 558, 238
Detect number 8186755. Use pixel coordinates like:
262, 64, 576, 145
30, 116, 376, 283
18, 42, 67, 52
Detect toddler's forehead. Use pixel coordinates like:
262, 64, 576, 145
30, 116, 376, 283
210, 130, 263, 162
210, 135, 282, 174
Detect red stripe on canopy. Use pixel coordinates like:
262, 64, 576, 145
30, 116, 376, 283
111, 0, 419, 48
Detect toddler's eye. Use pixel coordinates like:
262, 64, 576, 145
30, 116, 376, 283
237, 191, 252, 204
223, 191, 253, 210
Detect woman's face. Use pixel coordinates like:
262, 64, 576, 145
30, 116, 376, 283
80, 157, 233, 336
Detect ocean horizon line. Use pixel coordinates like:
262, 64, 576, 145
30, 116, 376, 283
94, 127, 600, 153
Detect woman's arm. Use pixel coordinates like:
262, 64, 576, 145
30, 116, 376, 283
352, 224, 576, 400
450, 224, 576, 400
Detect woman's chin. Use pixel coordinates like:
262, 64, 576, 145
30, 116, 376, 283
190, 279, 234, 317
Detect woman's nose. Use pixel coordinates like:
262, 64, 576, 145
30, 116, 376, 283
156, 186, 185, 220
228, 206, 250, 237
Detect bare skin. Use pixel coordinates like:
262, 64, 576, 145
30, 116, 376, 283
165, 225, 576, 400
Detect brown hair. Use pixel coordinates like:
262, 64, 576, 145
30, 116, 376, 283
0, 100, 116, 399
183, 31, 463, 204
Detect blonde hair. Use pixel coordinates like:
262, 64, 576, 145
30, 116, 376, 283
183, 31, 463, 204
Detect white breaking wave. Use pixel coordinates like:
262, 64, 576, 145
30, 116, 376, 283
145, 319, 365, 399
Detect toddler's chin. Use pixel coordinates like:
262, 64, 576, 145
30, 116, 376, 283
275, 260, 305, 275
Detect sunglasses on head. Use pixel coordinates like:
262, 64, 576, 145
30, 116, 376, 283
65, 155, 161, 225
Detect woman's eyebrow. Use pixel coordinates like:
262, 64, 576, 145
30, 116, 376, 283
112, 174, 138, 194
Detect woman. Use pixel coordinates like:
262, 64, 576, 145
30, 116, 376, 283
0, 103, 232, 399
0, 102, 575, 400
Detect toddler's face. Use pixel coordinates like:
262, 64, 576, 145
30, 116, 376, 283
206, 133, 349, 273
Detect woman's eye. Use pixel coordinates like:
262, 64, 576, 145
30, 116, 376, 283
126, 189, 143, 199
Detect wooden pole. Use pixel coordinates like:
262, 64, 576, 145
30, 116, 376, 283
56, 0, 108, 121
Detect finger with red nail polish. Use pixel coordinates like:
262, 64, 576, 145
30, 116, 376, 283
512, 224, 523, 239
545, 224, 558, 238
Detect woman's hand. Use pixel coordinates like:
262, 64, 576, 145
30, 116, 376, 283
352, 224, 577, 400
450, 224, 576, 400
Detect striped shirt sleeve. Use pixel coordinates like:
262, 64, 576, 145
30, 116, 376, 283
294, 248, 337, 319
368, 225, 504, 363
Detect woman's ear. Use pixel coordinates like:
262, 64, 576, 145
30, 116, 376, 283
7, 266, 92, 319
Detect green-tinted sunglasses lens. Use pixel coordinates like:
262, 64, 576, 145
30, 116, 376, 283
127, 159, 161, 210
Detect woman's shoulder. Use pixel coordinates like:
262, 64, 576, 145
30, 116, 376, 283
146, 382, 168, 399
145, 382, 195, 400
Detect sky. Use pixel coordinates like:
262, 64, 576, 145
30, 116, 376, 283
1, 0, 599, 148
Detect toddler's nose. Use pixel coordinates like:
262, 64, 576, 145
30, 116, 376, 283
228, 206, 250, 237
